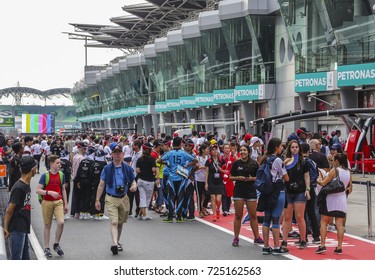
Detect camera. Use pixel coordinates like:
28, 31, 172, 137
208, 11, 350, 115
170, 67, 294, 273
290, 182, 299, 191
116, 185, 125, 193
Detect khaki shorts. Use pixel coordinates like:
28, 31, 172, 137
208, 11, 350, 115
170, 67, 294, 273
105, 194, 130, 225
41, 199, 64, 225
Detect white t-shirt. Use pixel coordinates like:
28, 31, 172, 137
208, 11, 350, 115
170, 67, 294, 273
31, 144, 43, 155
195, 155, 208, 182
122, 145, 132, 158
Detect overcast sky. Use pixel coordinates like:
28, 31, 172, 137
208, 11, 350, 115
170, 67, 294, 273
0, 0, 145, 92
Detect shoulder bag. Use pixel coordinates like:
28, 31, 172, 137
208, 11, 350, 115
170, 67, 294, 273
321, 168, 345, 195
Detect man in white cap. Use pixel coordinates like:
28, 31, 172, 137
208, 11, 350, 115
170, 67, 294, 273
249, 137, 261, 163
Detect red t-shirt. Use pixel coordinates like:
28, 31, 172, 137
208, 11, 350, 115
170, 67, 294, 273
42, 172, 62, 201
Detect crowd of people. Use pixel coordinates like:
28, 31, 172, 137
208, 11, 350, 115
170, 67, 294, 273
0, 126, 353, 258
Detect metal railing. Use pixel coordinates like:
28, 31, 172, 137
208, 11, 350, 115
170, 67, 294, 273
352, 179, 374, 238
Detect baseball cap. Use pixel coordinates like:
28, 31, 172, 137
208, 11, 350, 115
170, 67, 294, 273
250, 137, 260, 147
244, 133, 252, 141
296, 127, 309, 135
20, 155, 37, 173
184, 139, 195, 147
77, 142, 88, 149
142, 143, 153, 150
330, 143, 342, 151
111, 143, 123, 153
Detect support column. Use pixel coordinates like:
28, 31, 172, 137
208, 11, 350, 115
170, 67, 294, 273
241, 102, 255, 133
220, 104, 234, 137
142, 115, 151, 135
151, 113, 159, 136
135, 116, 143, 134
202, 107, 214, 133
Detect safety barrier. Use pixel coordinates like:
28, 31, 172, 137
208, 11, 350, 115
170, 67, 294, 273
353, 180, 374, 238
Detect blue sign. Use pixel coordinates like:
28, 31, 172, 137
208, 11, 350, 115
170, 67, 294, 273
338, 62, 375, 86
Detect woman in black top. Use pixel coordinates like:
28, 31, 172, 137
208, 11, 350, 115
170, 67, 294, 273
205, 144, 225, 222
230, 145, 263, 246
281, 140, 310, 250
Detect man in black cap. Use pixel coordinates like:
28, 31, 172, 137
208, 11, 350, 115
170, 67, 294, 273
3, 155, 37, 259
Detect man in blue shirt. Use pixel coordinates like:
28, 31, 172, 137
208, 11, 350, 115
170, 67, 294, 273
158, 137, 197, 222
95, 144, 137, 255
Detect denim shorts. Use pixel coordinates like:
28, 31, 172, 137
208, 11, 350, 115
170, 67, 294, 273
286, 191, 307, 204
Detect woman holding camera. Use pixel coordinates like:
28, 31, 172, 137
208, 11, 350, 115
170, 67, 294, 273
315, 153, 352, 255
281, 140, 310, 250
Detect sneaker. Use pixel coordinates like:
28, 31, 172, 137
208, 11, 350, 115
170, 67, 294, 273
101, 215, 109, 220
232, 237, 239, 247
64, 214, 71, 220
159, 212, 168, 217
288, 231, 300, 238
312, 237, 321, 244
111, 245, 118, 255
186, 216, 196, 221
44, 248, 52, 258
254, 236, 264, 244
272, 247, 289, 255
117, 243, 123, 252
315, 246, 327, 254
53, 243, 64, 256
137, 215, 143, 220
176, 216, 185, 223
281, 240, 288, 249
163, 217, 174, 223
79, 213, 85, 220
334, 247, 343, 255
142, 216, 153, 221
294, 239, 302, 245
262, 247, 273, 255
223, 212, 228, 217
299, 241, 307, 249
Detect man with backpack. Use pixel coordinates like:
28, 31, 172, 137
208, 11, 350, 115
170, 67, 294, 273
36, 155, 68, 258
3, 155, 37, 259
301, 142, 321, 243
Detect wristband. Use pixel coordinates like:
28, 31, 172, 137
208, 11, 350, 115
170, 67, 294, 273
46, 190, 48, 196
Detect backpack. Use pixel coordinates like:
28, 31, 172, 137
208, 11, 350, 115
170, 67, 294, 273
254, 155, 277, 194
91, 160, 106, 182
76, 158, 93, 181
305, 157, 318, 188
38, 171, 64, 204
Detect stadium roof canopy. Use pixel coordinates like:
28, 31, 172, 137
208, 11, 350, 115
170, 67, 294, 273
69, 0, 214, 50
0, 87, 72, 105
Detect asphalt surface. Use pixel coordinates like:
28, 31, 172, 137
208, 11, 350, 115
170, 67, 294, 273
1, 165, 374, 260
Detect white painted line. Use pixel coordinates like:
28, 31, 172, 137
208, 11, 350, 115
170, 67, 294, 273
196, 217, 300, 260
29, 225, 46, 260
